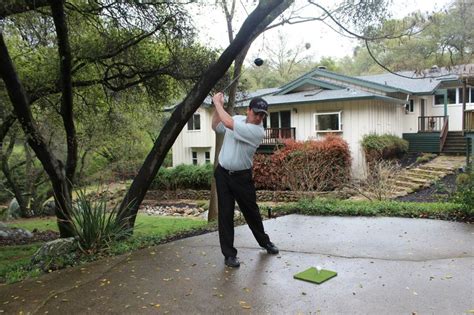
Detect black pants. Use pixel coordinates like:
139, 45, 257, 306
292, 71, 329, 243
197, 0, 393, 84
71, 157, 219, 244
214, 164, 270, 258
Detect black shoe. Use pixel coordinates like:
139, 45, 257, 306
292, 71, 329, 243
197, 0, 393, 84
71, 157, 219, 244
224, 256, 240, 268
263, 242, 279, 255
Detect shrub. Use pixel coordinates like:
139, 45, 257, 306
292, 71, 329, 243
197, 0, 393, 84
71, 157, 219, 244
452, 170, 474, 217
151, 163, 213, 190
361, 133, 408, 163
415, 153, 437, 164
347, 159, 401, 201
253, 135, 351, 191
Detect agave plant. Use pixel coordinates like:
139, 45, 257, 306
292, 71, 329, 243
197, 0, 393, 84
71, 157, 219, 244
61, 190, 132, 254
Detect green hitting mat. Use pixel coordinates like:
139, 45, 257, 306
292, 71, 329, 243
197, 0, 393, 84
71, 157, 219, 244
294, 267, 337, 284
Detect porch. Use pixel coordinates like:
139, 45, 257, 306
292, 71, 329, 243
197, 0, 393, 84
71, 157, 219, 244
403, 112, 474, 154
258, 127, 296, 153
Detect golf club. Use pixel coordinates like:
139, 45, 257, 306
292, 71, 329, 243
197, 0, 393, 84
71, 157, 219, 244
221, 58, 264, 92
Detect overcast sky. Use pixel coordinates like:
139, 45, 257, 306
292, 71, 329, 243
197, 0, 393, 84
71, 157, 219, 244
191, 0, 454, 62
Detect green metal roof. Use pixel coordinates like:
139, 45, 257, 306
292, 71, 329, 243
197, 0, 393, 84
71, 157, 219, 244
276, 77, 345, 95
235, 88, 406, 108
313, 69, 407, 93
358, 72, 443, 94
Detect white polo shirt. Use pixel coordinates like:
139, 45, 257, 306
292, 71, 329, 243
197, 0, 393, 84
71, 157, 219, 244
215, 115, 264, 171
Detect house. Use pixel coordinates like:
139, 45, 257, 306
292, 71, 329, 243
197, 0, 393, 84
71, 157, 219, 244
172, 65, 474, 177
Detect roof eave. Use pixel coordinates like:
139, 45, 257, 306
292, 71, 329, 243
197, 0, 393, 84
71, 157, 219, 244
236, 95, 406, 108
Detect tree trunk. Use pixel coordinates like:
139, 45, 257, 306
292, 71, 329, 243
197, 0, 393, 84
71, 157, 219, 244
117, 0, 293, 230
50, 0, 77, 191
0, 33, 74, 237
208, 133, 223, 221
0, 130, 30, 216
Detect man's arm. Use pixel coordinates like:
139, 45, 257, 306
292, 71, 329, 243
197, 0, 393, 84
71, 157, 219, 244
212, 92, 234, 130
212, 108, 221, 131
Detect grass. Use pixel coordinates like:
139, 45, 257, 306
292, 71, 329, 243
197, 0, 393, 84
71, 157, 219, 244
269, 198, 468, 221
1, 214, 210, 284
9, 217, 60, 232
134, 215, 208, 237
7, 214, 207, 235
0, 243, 42, 278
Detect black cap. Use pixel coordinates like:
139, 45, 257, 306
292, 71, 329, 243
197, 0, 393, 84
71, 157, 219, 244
249, 97, 269, 116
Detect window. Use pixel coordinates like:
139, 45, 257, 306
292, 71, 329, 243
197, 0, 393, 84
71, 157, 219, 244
434, 88, 456, 105
205, 151, 211, 164
459, 87, 473, 104
314, 111, 342, 132
187, 114, 201, 130
405, 99, 414, 113
192, 151, 198, 165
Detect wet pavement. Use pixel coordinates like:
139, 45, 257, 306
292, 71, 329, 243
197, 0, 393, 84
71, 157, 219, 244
1, 215, 473, 314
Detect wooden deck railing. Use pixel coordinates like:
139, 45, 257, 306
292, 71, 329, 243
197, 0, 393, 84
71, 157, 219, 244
262, 127, 296, 145
465, 110, 474, 132
439, 117, 449, 152
418, 115, 447, 132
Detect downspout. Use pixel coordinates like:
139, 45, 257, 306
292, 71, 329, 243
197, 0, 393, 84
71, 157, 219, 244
462, 77, 466, 135
443, 89, 448, 117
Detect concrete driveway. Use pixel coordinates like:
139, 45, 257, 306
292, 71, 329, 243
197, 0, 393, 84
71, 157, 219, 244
1, 215, 473, 314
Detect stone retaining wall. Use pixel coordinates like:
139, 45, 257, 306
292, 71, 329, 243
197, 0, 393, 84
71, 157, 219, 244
145, 189, 336, 202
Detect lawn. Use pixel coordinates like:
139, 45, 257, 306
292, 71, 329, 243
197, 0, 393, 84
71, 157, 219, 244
1, 214, 209, 283
8, 214, 208, 235
9, 217, 60, 232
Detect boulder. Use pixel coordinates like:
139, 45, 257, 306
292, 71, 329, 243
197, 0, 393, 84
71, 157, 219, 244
41, 200, 57, 216
7, 198, 20, 219
31, 237, 78, 271
0, 223, 33, 239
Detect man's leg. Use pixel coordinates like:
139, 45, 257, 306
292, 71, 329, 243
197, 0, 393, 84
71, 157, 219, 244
232, 172, 270, 247
214, 167, 237, 258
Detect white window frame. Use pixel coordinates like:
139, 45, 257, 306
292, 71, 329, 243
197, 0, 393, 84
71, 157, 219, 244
434, 88, 457, 106
314, 111, 342, 132
205, 151, 211, 164
192, 151, 198, 165
458, 87, 474, 104
187, 113, 201, 131
405, 99, 415, 113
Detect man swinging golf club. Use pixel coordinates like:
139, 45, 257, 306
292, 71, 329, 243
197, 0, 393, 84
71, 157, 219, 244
212, 90, 279, 268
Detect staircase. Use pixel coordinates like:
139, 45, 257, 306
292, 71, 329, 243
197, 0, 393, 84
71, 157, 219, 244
442, 131, 467, 153
389, 155, 466, 198
350, 155, 466, 200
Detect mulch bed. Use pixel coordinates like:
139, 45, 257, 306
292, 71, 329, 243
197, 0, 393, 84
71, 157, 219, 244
0, 230, 59, 247
395, 173, 458, 203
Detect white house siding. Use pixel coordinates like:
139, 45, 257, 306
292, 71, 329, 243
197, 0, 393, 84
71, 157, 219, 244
172, 107, 216, 166
293, 100, 404, 178
402, 96, 428, 133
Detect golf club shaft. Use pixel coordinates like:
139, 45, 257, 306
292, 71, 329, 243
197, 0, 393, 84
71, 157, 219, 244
221, 69, 246, 93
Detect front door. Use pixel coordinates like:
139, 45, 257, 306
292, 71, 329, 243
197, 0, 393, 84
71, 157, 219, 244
280, 111, 291, 138
420, 99, 425, 131
270, 111, 291, 138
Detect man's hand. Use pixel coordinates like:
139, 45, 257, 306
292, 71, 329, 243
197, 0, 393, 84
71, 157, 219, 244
212, 92, 234, 130
212, 92, 225, 108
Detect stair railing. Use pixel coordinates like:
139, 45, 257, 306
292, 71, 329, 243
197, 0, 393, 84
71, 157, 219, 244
439, 116, 449, 152
464, 110, 474, 132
